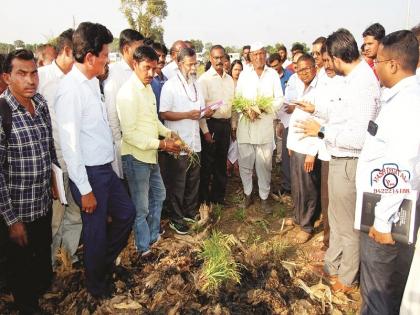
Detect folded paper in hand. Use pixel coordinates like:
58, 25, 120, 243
52, 163, 68, 205
200, 100, 224, 117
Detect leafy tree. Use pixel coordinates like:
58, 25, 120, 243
265, 45, 277, 54
291, 41, 310, 54
189, 39, 203, 52
110, 37, 120, 53
224, 46, 240, 53
120, 0, 168, 43
13, 40, 25, 49
0, 43, 15, 54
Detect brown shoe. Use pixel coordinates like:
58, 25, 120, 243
295, 230, 312, 244
307, 249, 326, 262
331, 279, 356, 294
309, 265, 338, 284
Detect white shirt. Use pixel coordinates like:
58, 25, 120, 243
162, 61, 179, 80
55, 66, 114, 195
416, 67, 420, 83
280, 73, 304, 128
355, 76, 420, 233
235, 65, 283, 144
159, 73, 205, 153
314, 73, 345, 161
37, 61, 68, 172
282, 59, 292, 68
316, 60, 380, 157
287, 75, 324, 156
103, 59, 133, 178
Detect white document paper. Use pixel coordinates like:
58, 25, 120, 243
228, 140, 238, 164
52, 163, 68, 205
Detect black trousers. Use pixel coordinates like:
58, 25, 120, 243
70, 164, 136, 297
199, 119, 231, 204
1, 212, 53, 314
290, 151, 321, 233
167, 153, 201, 223
360, 232, 415, 315
280, 127, 291, 191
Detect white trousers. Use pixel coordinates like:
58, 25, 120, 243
238, 143, 273, 200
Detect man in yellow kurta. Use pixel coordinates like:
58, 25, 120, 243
116, 46, 180, 257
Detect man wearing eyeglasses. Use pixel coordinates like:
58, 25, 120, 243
357, 30, 420, 315
160, 47, 213, 235
294, 29, 380, 293
287, 54, 323, 244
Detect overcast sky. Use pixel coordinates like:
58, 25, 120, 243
1, 0, 419, 50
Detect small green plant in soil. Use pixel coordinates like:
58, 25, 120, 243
212, 203, 223, 220
253, 219, 270, 234
198, 231, 241, 294
234, 207, 246, 222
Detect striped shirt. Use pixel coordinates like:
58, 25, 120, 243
0, 88, 57, 226
316, 60, 380, 157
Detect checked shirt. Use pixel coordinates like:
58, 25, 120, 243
0, 88, 58, 226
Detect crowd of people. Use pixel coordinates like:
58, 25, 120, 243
0, 20, 419, 315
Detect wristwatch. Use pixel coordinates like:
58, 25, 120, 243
318, 126, 325, 139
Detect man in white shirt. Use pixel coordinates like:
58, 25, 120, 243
160, 47, 211, 234
234, 43, 283, 212
103, 29, 144, 179
37, 29, 82, 268
198, 45, 235, 205
356, 30, 420, 315
55, 22, 135, 299
287, 54, 322, 243
295, 29, 380, 292
276, 51, 303, 197
162, 40, 187, 79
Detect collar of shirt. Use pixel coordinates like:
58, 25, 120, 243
380, 75, 418, 104
72, 65, 101, 97
298, 74, 318, 97
50, 60, 65, 79
121, 59, 132, 71
4, 88, 45, 115
131, 73, 148, 91
344, 60, 367, 83
208, 66, 227, 78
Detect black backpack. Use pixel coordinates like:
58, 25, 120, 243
0, 98, 12, 146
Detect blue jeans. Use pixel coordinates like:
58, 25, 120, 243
122, 155, 166, 252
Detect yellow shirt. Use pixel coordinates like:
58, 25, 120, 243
198, 66, 235, 134
116, 73, 171, 164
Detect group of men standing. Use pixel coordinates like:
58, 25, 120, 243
0, 19, 420, 315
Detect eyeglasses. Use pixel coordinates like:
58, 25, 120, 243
296, 66, 314, 74
373, 58, 392, 65
311, 51, 321, 57
269, 62, 280, 68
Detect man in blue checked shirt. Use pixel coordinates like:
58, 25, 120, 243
0, 49, 59, 315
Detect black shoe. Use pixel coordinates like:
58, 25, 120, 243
261, 199, 272, 214
169, 221, 189, 234
242, 194, 253, 208
183, 215, 197, 224
278, 187, 291, 196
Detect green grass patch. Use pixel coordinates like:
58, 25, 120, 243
198, 231, 241, 294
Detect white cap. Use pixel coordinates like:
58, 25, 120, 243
250, 42, 264, 52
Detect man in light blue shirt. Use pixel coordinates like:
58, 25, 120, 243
55, 22, 135, 299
